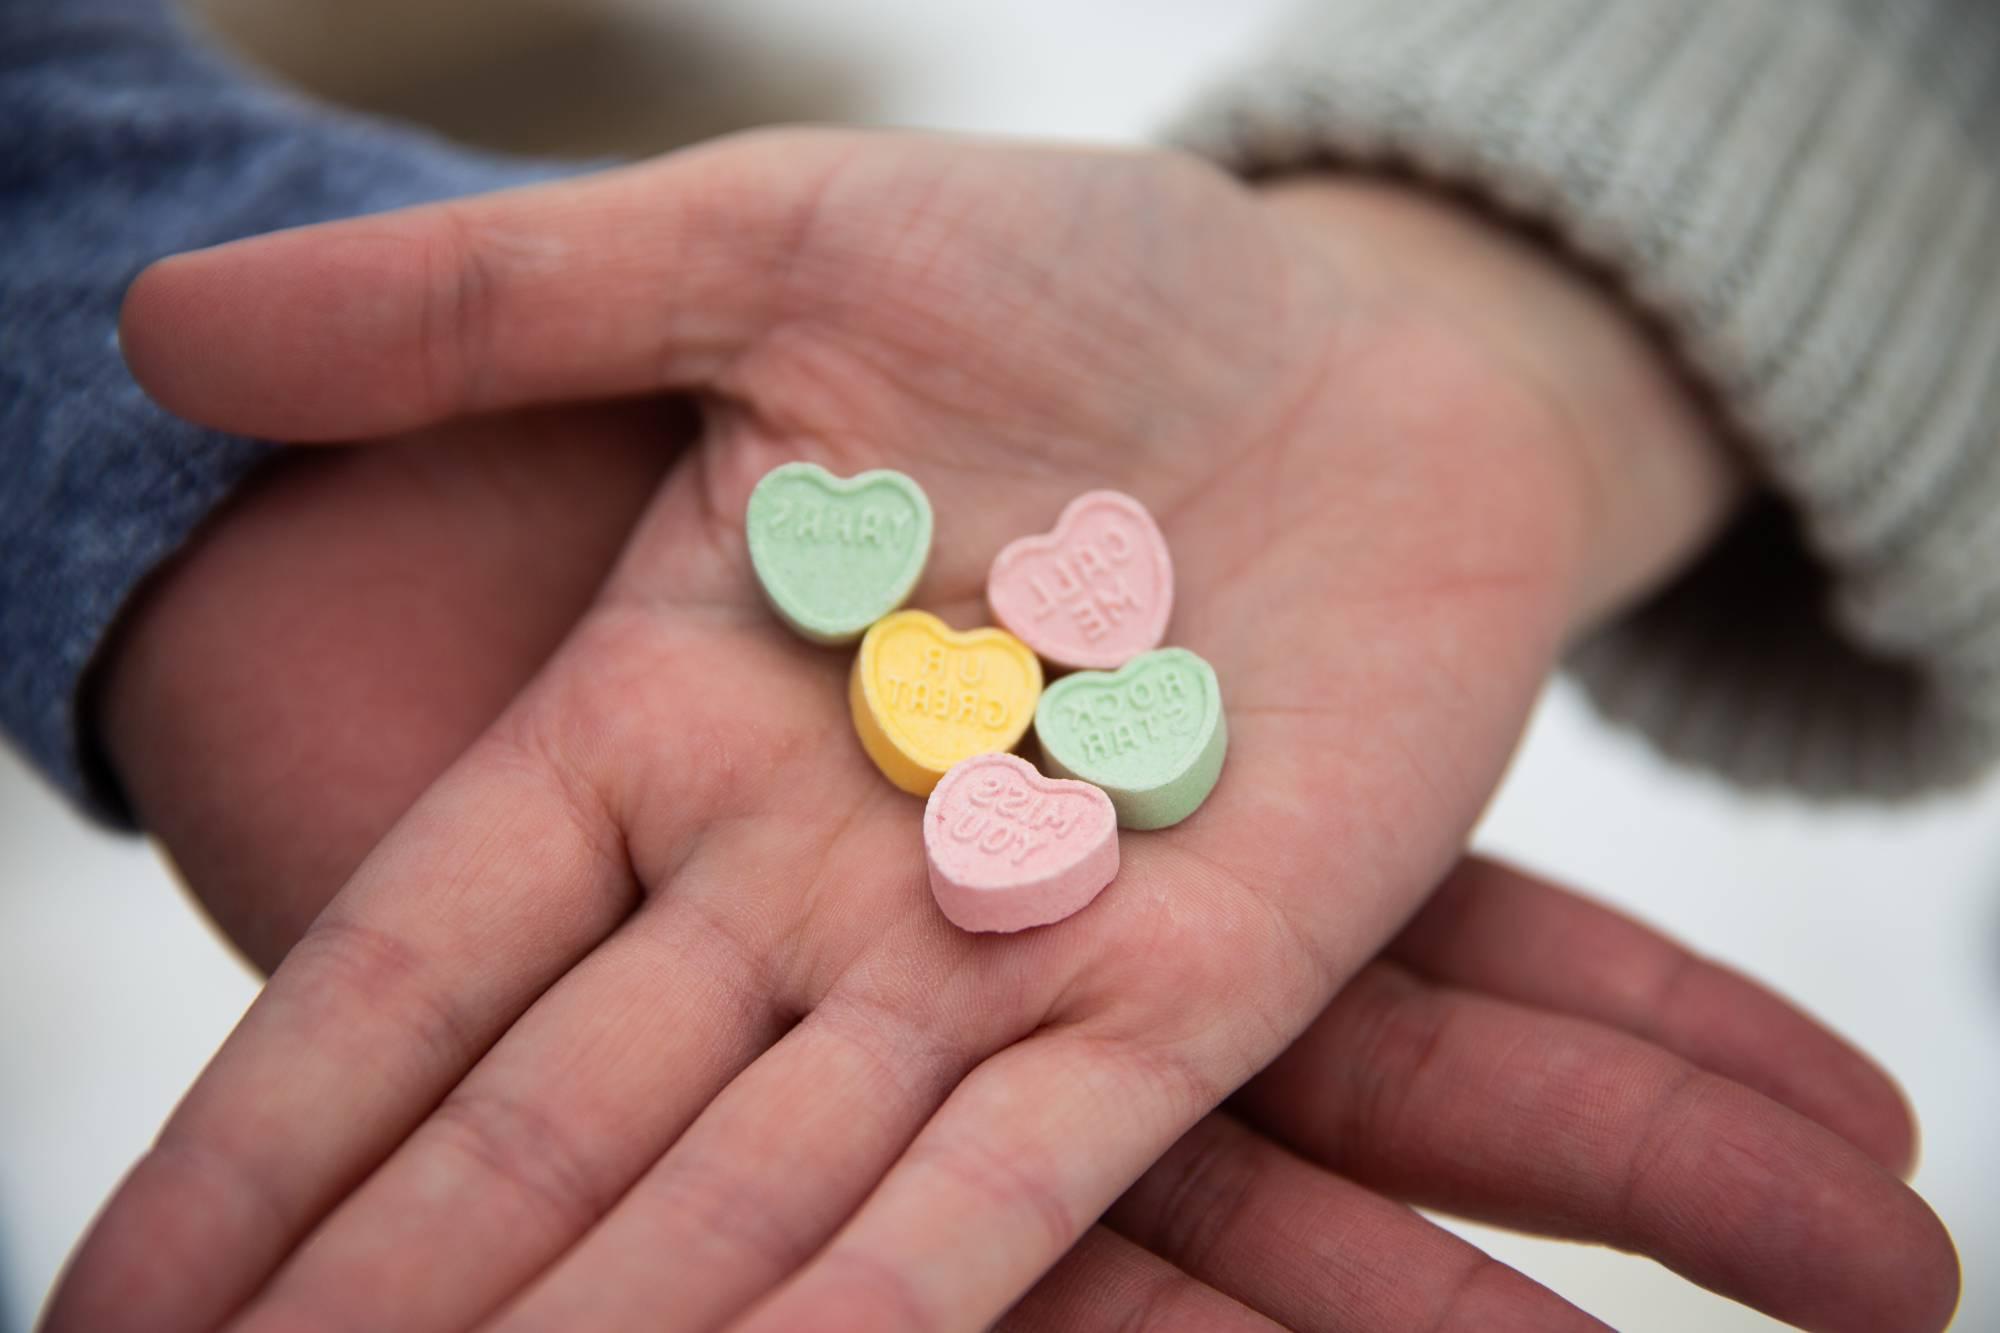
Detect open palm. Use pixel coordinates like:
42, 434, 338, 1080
52, 130, 1955, 1333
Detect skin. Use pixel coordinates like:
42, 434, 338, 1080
48, 130, 1958, 1332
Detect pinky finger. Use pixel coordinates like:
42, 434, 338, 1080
1108, 1114, 1606, 1333
1389, 857, 1917, 1174
998, 1229, 1284, 1333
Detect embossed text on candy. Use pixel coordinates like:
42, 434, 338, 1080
1017, 538, 1144, 640
880, 649, 1016, 730
924, 752, 1118, 933
946, 771, 1081, 867
761, 498, 918, 546
988, 490, 1172, 671
1046, 666, 1201, 763
746, 462, 933, 644
852, 611, 1041, 796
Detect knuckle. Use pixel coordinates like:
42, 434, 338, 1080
145, 1131, 294, 1237
284, 916, 480, 1075
415, 201, 500, 418
772, 1248, 944, 1328
427, 1089, 615, 1234
639, 1149, 822, 1275
1428, 1252, 1516, 1333
230, 1300, 354, 1333
1110, 1264, 1222, 1333
815, 990, 979, 1104
1637, 947, 1706, 1038
1428, 1248, 1605, 1333
1328, 964, 1456, 1162
48, 1134, 293, 1330
801, 1247, 943, 1333
1139, 1119, 1264, 1277
1099, 1032, 1232, 1131
919, 1134, 1078, 1256
1617, 1063, 1709, 1237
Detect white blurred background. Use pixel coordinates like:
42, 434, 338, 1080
5, 2, 1998, 1329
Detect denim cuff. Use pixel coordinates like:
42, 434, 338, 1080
1, 0, 573, 826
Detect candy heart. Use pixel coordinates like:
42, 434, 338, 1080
851, 610, 1044, 796
987, 489, 1172, 670
924, 753, 1120, 933
746, 461, 933, 644
1035, 647, 1226, 830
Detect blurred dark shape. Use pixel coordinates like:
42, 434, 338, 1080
187, 0, 871, 157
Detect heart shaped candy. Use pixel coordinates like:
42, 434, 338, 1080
746, 462, 933, 644
850, 610, 1043, 796
1035, 647, 1226, 830
924, 753, 1119, 933
987, 490, 1172, 670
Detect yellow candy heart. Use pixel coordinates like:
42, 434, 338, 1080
850, 611, 1044, 796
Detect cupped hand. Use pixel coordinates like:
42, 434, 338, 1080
51, 129, 1955, 1333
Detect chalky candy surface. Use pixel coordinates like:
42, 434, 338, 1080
850, 610, 1043, 797
987, 490, 1173, 670
924, 753, 1119, 933
1035, 647, 1226, 830
746, 461, 933, 644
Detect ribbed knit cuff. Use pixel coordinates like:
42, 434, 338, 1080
1169, 0, 2000, 798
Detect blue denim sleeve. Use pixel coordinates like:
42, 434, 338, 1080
1, 0, 579, 828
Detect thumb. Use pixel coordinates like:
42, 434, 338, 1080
118, 127, 854, 442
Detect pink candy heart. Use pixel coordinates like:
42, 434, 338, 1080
987, 490, 1173, 671
924, 753, 1119, 933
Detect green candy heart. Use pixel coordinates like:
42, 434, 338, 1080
746, 462, 934, 644
1035, 648, 1227, 830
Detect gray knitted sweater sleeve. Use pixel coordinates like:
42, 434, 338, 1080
1172, 0, 2000, 798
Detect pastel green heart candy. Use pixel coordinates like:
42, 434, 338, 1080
1034, 647, 1227, 830
746, 462, 934, 644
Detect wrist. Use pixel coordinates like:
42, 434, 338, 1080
1258, 175, 1747, 632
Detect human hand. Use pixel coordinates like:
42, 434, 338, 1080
74, 400, 1954, 1333
69, 410, 1952, 1333
51, 129, 1952, 1332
